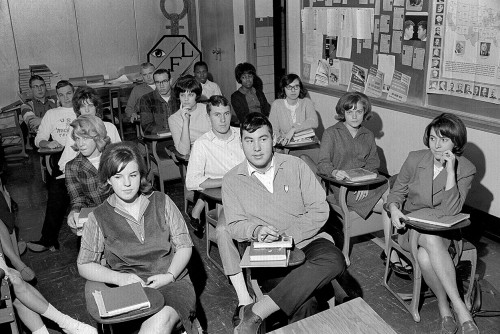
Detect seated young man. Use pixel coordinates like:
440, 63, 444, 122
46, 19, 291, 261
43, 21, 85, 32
20, 75, 56, 137
222, 113, 346, 333
193, 61, 222, 101
168, 75, 211, 155
28, 81, 77, 252
124, 62, 156, 123
184, 96, 252, 320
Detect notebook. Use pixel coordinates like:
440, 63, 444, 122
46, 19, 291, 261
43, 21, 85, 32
253, 235, 293, 249
92, 282, 151, 318
249, 242, 287, 262
344, 168, 377, 182
406, 208, 470, 228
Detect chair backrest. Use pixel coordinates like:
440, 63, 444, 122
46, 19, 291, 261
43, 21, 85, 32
0, 110, 22, 138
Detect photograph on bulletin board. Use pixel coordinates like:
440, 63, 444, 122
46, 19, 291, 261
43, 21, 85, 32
425, 0, 500, 105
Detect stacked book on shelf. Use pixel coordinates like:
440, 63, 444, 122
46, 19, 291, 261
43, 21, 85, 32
30, 64, 53, 89
291, 128, 315, 142
18, 68, 31, 94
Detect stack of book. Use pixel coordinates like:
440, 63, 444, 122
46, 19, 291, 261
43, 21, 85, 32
291, 129, 315, 142
29, 64, 53, 90
18, 68, 31, 94
248, 235, 293, 266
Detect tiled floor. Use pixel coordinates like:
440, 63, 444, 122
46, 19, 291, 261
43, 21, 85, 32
2, 151, 499, 333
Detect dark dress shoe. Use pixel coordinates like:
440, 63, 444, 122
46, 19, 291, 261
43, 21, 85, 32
380, 251, 387, 263
390, 260, 413, 276
232, 305, 244, 328
234, 303, 262, 334
27, 240, 59, 252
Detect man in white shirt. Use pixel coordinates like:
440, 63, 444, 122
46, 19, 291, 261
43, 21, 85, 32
185, 95, 250, 326
194, 61, 222, 101
28, 81, 77, 252
124, 62, 156, 123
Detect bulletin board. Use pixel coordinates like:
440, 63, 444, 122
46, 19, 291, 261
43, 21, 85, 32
300, 0, 500, 134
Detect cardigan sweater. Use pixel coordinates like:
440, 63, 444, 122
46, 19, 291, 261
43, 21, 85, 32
269, 98, 318, 137
231, 88, 270, 124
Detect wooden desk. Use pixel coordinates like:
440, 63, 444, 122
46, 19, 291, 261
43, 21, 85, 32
198, 187, 222, 204
275, 137, 319, 154
268, 297, 397, 334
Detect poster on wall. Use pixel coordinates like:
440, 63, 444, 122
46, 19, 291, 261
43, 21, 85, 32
426, 0, 500, 104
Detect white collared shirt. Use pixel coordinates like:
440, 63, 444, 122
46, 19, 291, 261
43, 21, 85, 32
247, 157, 275, 193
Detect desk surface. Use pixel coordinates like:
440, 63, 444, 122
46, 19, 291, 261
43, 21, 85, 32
405, 218, 471, 232
142, 133, 173, 141
268, 297, 397, 334
318, 173, 387, 188
38, 147, 63, 154
275, 137, 319, 150
198, 187, 222, 203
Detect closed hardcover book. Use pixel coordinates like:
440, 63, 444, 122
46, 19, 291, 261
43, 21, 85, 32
407, 209, 470, 228
292, 129, 315, 141
344, 168, 377, 182
253, 235, 293, 249
157, 131, 172, 137
92, 282, 150, 317
249, 243, 287, 261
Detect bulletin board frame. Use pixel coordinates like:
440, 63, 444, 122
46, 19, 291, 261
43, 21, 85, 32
299, 0, 500, 135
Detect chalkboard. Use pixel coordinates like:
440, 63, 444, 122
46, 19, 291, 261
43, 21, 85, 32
299, 0, 500, 134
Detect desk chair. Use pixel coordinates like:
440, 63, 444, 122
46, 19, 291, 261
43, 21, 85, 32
136, 127, 181, 193
299, 155, 386, 266
383, 226, 477, 322
205, 206, 224, 273
0, 109, 28, 163
0, 269, 20, 334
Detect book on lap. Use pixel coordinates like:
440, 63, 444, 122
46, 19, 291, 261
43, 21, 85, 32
344, 168, 377, 182
406, 208, 470, 228
253, 235, 293, 249
291, 129, 315, 142
249, 243, 287, 261
92, 282, 151, 318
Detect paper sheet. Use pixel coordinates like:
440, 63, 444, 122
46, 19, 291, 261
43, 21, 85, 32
392, 7, 405, 31
413, 47, 425, 70
378, 54, 395, 91
347, 64, 367, 93
380, 34, 391, 53
374, 19, 380, 43
402, 45, 414, 66
387, 70, 411, 102
337, 37, 353, 58
391, 31, 402, 53
364, 66, 384, 98
339, 60, 354, 86
380, 15, 390, 33
373, 45, 379, 65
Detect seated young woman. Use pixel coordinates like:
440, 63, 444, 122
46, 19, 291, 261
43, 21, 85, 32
77, 142, 197, 334
269, 73, 318, 145
317, 91, 389, 217
168, 75, 211, 156
65, 115, 112, 233
0, 253, 95, 334
384, 113, 478, 334
230, 62, 270, 124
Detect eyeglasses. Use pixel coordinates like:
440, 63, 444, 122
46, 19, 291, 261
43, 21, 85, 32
285, 85, 300, 92
155, 80, 170, 86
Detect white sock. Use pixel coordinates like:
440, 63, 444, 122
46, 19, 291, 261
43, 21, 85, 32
33, 326, 50, 334
41, 304, 95, 333
230, 273, 253, 305
252, 295, 280, 320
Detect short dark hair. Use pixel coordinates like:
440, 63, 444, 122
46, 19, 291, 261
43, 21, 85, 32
153, 68, 171, 80
29, 75, 45, 88
278, 73, 307, 99
335, 92, 372, 121
417, 21, 427, 31
174, 75, 202, 99
207, 95, 230, 114
56, 80, 74, 92
404, 20, 415, 30
240, 112, 273, 138
235, 62, 257, 84
99, 142, 152, 195
423, 113, 467, 156
194, 61, 208, 72
72, 86, 103, 118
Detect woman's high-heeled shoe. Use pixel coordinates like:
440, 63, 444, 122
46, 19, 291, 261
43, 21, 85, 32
461, 320, 479, 334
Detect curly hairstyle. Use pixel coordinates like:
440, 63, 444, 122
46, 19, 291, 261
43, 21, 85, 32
70, 115, 110, 153
72, 86, 103, 118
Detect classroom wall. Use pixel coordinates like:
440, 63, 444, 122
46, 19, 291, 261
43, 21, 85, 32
0, 0, 189, 107
288, 2, 500, 218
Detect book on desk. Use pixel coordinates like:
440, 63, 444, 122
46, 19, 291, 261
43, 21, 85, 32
92, 282, 150, 318
291, 129, 315, 142
344, 168, 377, 182
406, 208, 470, 228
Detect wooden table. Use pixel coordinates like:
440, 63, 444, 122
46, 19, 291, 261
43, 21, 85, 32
268, 297, 397, 334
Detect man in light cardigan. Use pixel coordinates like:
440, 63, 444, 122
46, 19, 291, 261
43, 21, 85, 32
222, 113, 345, 334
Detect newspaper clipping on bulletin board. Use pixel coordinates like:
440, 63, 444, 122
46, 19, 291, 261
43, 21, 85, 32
426, 0, 500, 105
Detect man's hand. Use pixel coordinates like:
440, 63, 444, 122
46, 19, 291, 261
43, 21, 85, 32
146, 274, 173, 289
256, 225, 280, 242
130, 112, 140, 123
116, 273, 145, 287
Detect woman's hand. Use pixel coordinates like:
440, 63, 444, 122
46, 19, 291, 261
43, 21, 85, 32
67, 210, 78, 229
354, 190, 368, 201
441, 149, 456, 174
116, 273, 145, 287
146, 274, 173, 289
332, 169, 349, 180
281, 127, 296, 145
180, 107, 191, 123
389, 203, 407, 229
